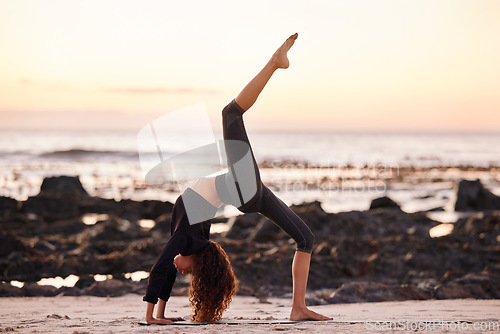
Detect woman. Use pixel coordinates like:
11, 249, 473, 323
143, 33, 332, 324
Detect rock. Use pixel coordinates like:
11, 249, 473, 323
454, 179, 500, 211
224, 213, 261, 240
305, 296, 328, 306
22, 283, 60, 297
82, 215, 145, 241
326, 281, 430, 304
371, 210, 439, 238
80, 197, 121, 215
74, 275, 96, 289
36, 218, 87, 236
151, 214, 171, 233
313, 241, 332, 256
0, 282, 24, 297
369, 196, 401, 210
0, 196, 18, 215
451, 211, 499, 245
427, 206, 445, 212
435, 272, 500, 299
58, 286, 83, 296
33, 240, 57, 252
317, 209, 438, 241
83, 279, 139, 297
140, 200, 173, 219
248, 218, 287, 242
0, 212, 34, 235
20, 176, 91, 222
38, 176, 89, 200
21, 196, 80, 222
290, 201, 328, 231
0, 232, 27, 258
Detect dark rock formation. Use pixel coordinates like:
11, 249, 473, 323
0, 282, 23, 297
435, 272, 500, 299
224, 213, 261, 240
454, 179, 500, 211
83, 279, 143, 297
327, 281, 432, 303
1, 175, 499, 304
0, 196, 18, 216
22, 283, 60, 297
38, 176, 89, 200
369, 196, 401, 210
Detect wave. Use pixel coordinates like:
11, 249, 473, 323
39, 149, 140, 160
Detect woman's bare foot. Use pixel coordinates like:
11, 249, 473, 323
270, 33, 298, 69
158, 316, 184, 322
289, 306, 332, 321
146, 316, 174, 325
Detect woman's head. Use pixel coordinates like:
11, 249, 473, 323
173, 253, 194, 274
188, 241, 238, 322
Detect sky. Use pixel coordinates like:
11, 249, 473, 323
0, 0, 499, 133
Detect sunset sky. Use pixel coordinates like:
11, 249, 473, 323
1, 0, 499, 133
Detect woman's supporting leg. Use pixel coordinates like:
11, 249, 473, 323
145, 302, 173, 325
235, 33, 297, 112
258, 185, 330, 320
290, 252, 332, 321
155, 299, 167, 319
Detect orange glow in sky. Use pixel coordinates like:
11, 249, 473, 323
1, 0, 499, 132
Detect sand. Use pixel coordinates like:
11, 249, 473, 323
1, 295, 499, 333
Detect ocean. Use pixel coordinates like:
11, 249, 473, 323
1, 129, 499, 218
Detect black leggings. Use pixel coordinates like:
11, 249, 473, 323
215, 100, 314, 253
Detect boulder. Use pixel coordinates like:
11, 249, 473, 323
224, 213, 261, 240
248, 218, 287, 243
0, 232, 27, 258
0, 282, 23, 297
451, 211, 499, 245
82, 215, 145, 242
290, 200, 328, 231
151, 213, 172, 233
140, 200, 174, 219
74, 275, 96, 289
0, 196, 18, 215
326, 281, 431, 304
454, 179, 500, 211
20, 176, 91, 222
83, 279, 140, 297
369, 196, 401, 210
22, 283, 60, 297
435, 272, 500, 299
21, 195, 80, 222
38, 176, 89, 200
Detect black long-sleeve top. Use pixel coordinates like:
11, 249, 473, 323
143, 187, 218, 304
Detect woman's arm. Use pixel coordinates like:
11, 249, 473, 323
144, 231, 188, 324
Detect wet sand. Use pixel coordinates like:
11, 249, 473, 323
1, 295, 498, 333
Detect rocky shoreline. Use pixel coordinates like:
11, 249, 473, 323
1, 176, 499, 304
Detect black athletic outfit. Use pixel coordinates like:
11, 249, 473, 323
143, 99, 314, 305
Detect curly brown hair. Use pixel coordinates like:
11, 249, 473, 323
189, 241, 238, 322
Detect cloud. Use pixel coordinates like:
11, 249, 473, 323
106, 86, 222, 95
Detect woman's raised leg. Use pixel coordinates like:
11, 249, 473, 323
235, 33, 297, 112
231, 33, 332, 321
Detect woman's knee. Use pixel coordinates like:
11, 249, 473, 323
222, 99, 245, 117
297, 228, 315, 254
